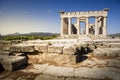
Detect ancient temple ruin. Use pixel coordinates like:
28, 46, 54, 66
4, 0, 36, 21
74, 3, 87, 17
59, 8, 109, 36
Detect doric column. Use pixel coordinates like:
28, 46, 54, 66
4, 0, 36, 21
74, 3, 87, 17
77, 18, 80, 35
86, 18, 89, 35
68, 18, 71, 35
95, 17, 98, 35
103, 17, 107, 36
60, 18, 64, 36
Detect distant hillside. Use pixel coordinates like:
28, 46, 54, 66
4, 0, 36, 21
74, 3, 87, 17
4, 32, 59, 36
108, 33, 120, 38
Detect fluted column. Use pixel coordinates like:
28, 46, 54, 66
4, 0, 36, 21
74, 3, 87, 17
77, 18, 80, 35
103, 17, 107, 36
68, 18, 71, 35
60, 18, 64, 36
86, 18, 89, 35
95, 17, 98, 35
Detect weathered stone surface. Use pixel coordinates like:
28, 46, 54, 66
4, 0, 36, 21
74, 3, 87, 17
93, 48, 120, 57
105, 59, 120, 67
75, 67, 120, 80
0, 51, 12, 55
48, 45, 63, 54
109, 43, 120, 48
0, 55, 28, 71
63, 45, 78, 55
0, 41, 11, 51
0, 41, 11, 46
10, 46, 21, 52
10, 45, 35, 52
43, 65, 74, 77
66, 78, 91, 80
35, 44, 48, 53
35, 74, 65, 80
40, 53, 76, 65
91, 58, 107, 65
20, 45, 35, 52
22, 64, 48, 74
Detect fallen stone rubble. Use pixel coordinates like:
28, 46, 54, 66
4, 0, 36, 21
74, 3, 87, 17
0, 39, 120, 80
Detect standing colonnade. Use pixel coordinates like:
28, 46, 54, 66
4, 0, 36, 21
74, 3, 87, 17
59, 8, 109, 36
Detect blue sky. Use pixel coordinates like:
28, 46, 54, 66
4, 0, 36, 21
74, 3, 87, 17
0, 0, 120, 35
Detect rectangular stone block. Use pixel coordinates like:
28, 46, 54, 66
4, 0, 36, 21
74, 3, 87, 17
0, 41, 11, 47
0, 51, 11, 55
48, 46, 55, 53
63, 45, 78, 55
48, 45, 63, 54
11, 45, 35, 53
35, 44, 48, 53
20, 45, 35, 52
10, 46, 21, 52
0, 55, 28, 71
40, 53, 77, 65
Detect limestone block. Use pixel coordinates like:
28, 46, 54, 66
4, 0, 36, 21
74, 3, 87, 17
93, 49, 105, 57
10, 46, 21, 52
40, 53, 76, 65
35, 44, 48, 53
2, 46, 11, 51
35, 74, 65, 80
109, 43, 120, 48
106, 59, 120, 67
66, 78, 90, 80
0, 41, 11, 46
0, 51, 12, 55
20, 45, 35, 52
43, 65, 74, 77
0, 41, 11, 51
0, 55, 28, 71
75, 67, 106, 79
11, 45, 35, 52
48, 45, 63, 54
93, 48, 120, 57
48, 46, 55, 53
63, 45, 78, 55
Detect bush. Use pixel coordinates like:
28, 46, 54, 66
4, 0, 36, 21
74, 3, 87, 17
0, 34, 59, 41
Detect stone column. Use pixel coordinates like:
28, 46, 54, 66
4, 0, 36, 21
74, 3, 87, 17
86, 18, 89, 35
77, 18, 80, 35
68, 18, 71, 35
103, 17, 107, 36
60, 18, 64, 36
95, 17, 98, 35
